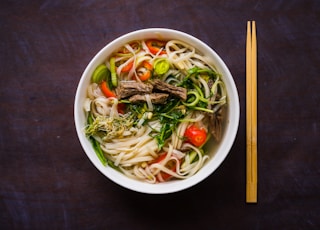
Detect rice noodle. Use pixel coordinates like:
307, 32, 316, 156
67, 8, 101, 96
145, 94, 153, 111
87, 83, 104, 100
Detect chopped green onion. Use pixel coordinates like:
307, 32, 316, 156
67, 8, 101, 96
154, 58, 170, 75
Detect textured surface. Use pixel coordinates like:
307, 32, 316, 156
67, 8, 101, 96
1, 0, 320, 229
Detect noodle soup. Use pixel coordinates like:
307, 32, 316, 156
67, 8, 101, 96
75, 29, 239, 193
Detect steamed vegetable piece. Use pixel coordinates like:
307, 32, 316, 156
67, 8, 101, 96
109, 57, 118, 87
137, 61, 153, 81
92, 64, 110, 83
184, 125, 207, 147
121, 60, 134, 73
84, 39, 227, 183
154, 58, 170, 75
100, 81, 116, 98
91, 64, 116, 98
146, 39, 167, 55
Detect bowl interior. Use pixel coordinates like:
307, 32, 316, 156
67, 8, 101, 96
74, 28, 240, 194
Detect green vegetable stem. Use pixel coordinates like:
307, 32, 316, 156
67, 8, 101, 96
110, 57, 118, 87
89, 136, 107, 166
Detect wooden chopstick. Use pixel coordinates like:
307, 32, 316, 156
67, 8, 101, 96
246, 20, 258, 203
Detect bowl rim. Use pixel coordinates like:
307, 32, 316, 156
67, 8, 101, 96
74, 28, 240, 194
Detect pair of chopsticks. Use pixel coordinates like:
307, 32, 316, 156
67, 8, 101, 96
246, 21, 258, 203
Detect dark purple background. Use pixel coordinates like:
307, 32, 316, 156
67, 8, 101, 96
1, 0, 319, 229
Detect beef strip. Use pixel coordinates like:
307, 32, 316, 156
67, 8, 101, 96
116, 81, 153, 99
208, 105, 225, 141
208, 78, 214, 89
128, 93, 169, 104
151, 79, 187, 101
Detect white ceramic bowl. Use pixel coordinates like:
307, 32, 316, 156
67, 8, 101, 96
74, 28, 240, 194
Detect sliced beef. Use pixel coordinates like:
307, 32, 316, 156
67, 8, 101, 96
208, 106, 225, 141
152, 79, 187, 101
116, 81, 153, 99
128, 93, 169, 104
208, 79, 214, 90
